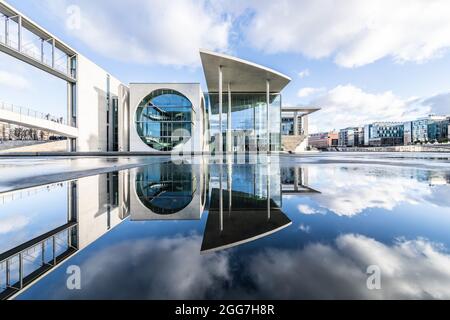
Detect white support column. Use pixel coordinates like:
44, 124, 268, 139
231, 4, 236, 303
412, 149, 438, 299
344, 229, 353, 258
40, 39, 44, 63
293, 112, 299, 135
218, 65, 223, 154
267, 160, 271, 220
227, 160, 232, 215
303, 114, 309, 136
219, 162, 224, 232
266, 80, 270, 152
4, 17, 8, 45
51, 38, 55, 68
227, 82, 232, 153
17, 16, 22, 51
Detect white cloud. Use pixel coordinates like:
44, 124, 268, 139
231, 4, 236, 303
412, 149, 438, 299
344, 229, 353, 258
0, 70, 30, 90
43, 0, 231, 66
248, 234, 450, 299
0, 215, 29, 234
50, 234, 231, 299
302, 165, 434, 217
298, 69, 310, 78
33, 0, 450, 69
298, 204, 318, 215
309, 84, 431, 132
240, 0, 450, 67
298, 87, 324, 98
421, 92, 450, 116
298, 224, 311, 233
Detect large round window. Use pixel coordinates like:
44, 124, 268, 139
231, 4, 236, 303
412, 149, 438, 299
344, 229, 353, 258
135, 163, 197, 215
136, 89, 192, 151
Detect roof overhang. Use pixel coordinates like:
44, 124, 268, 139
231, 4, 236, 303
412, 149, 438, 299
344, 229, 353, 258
200, 49, 291, 93
281, 107, 321, 117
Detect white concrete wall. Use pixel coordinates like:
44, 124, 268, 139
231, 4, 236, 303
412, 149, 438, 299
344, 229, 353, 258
129, 83, 204, 153
129, 163, 205, 221
76, 174, 124, 249
76, 54, 124, 152
118, 85, 130, 152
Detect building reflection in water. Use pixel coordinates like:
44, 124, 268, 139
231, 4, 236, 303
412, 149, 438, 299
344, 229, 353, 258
0, 171, 130, 300
281, 166, 321, 194
201, 157, 290, 253
0, 158, 322, 299
130, 161, 208, 221
2, 159, 450, 300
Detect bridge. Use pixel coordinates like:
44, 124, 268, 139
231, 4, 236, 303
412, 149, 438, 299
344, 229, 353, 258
0, 102, 78, 138
0, 221, 78, 300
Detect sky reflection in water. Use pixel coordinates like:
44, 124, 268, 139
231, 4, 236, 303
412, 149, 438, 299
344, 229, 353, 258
1, 155, 450, 299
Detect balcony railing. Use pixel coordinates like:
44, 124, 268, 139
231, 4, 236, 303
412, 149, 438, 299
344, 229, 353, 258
0, 101, 72, 127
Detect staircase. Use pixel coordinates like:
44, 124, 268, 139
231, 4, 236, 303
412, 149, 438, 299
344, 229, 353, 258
282, 135, 307, 153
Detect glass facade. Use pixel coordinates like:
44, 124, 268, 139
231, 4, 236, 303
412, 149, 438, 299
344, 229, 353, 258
135, 89, 193, 151
135, 163, 197, 215
206, 93, 281, 152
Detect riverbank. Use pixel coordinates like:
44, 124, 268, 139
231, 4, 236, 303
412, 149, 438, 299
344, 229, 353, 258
331, 144, 450, 152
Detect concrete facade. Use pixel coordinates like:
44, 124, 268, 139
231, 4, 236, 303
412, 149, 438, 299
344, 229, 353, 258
74, 55, 123, 152
0, 3, 295, 155
129, 83, 205, 153
309, 131, 339, 149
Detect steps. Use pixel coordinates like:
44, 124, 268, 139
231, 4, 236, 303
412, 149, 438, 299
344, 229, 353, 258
282, 135, 307, 152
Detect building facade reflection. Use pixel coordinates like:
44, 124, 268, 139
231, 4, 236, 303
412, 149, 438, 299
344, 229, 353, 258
0, 171, 130, 299
0, 157, 328, 299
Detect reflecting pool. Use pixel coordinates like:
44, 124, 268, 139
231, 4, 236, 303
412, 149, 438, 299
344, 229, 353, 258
1, 154, 450, 299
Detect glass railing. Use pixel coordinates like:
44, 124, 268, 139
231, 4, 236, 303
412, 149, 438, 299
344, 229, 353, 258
0, 101, 72, 127
0, 22, 72, 78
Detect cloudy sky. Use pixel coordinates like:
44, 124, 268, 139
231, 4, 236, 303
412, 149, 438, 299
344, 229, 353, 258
3, 0, 450, 132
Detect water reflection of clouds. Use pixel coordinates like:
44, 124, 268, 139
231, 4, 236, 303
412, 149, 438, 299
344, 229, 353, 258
48, 234, 231, 299
247, 234, 450, 299
0, 215, 29, 234
43, 233, 450, 299
297, 165, 450, 216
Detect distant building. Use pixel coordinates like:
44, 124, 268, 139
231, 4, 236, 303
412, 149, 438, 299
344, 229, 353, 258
404, 121, 413, 145
412, 115, 447, 143
338, 127, 364, 147
281, 107, 320, 152
309, 131, 339, 149
427, 117, 450, 143
364, 122, 404, 146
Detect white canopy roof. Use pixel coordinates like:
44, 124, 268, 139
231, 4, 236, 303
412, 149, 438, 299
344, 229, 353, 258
200, 49, 291, 93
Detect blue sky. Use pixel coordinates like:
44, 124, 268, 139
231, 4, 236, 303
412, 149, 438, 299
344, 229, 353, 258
2, 0, 450, 132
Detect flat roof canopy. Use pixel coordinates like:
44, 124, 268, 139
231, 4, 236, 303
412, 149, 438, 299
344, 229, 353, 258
200, 49, 291, 93
282, 107, 321, 117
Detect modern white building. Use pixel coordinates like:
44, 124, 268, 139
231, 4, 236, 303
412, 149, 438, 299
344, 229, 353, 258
0, 2, 303, 154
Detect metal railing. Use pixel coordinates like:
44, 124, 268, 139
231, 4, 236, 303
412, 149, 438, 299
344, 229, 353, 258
0, 16, 71, 78
0, 223, 78, 300
0, 182, 65, 205
0, 101, 72, 127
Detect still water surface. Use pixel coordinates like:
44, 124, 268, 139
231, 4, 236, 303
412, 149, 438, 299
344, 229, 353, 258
1, 154, 450, 299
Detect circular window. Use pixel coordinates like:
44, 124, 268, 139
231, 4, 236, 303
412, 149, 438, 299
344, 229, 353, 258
135, 163, 197, 215
136, 89, 192, 151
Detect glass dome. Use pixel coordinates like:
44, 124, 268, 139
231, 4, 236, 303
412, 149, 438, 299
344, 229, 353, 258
135, 89, 192, 151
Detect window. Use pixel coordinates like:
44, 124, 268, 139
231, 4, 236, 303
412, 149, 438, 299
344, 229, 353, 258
135, 89, 193, 151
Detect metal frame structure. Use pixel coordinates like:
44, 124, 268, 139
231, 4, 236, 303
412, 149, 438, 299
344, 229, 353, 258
0, 181, 79, 300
